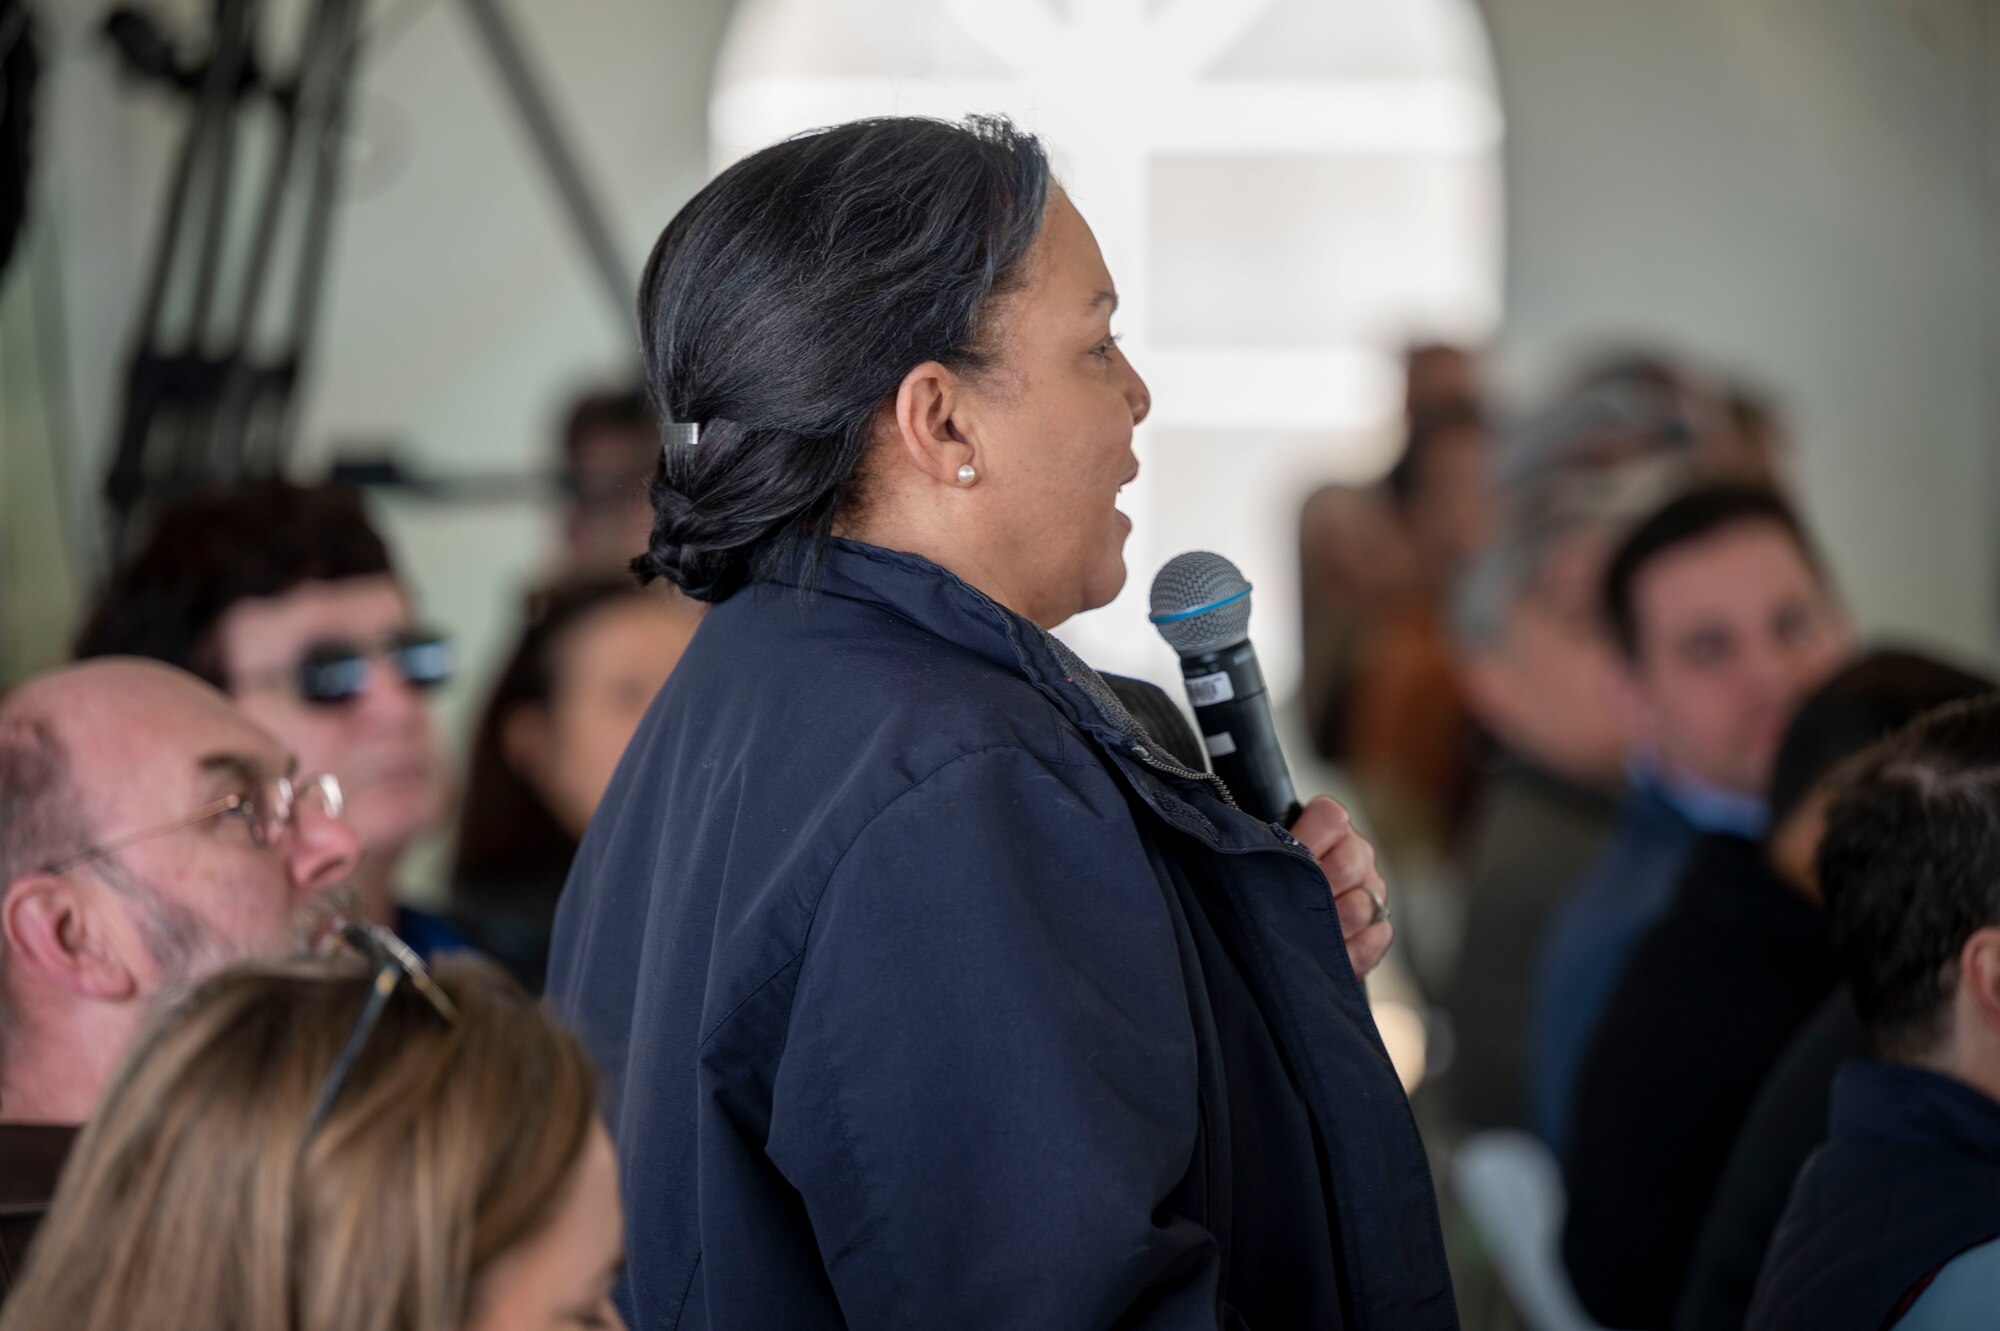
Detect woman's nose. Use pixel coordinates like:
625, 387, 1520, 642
1124, 357, 1152, 427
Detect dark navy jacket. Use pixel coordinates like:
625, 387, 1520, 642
1529, 778, 1700, 1151
547, 540, 1455, 1330
1749, 1061, 2000, 1330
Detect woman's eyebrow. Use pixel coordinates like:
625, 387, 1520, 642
1088, 289, 1119, 314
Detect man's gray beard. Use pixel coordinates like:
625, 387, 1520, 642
293, 881, 362, 954
94, 857, 363, 1001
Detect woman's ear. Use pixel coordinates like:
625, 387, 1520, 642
2, 873, 143, 1004
889, 360, 976, 488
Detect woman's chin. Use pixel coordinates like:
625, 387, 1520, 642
1025, 538, 1130, 628
1079, 553, 1130, 616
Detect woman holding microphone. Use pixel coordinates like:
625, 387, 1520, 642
549, 115, 1454, 1330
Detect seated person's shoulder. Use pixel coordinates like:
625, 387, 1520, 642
394, 904, 474, 959
1896, 1236, 2000, 1330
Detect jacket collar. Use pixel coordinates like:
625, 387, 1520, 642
759, 538, 1151, 753
756, 540, 1263, 842
1831, 1060, 2000, 1166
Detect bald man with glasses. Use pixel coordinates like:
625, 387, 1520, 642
0, 658, 359, 1299
74, 479, 460, 954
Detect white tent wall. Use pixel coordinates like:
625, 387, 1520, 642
1480, 0, 2000, 666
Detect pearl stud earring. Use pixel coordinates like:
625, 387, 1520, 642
956, 463, 978, 486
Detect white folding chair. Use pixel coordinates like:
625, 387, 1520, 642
1452, 1130, 1613, 1331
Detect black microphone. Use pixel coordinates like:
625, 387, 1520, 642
1148, 552, 1302, 827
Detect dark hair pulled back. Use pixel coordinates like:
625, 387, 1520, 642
632, 115, 1053, 601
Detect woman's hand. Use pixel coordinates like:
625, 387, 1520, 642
1289, 795, 1393, 980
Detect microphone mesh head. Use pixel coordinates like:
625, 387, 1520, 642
1150, 551, 1253, 655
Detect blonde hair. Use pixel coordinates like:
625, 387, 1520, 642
0, 954, 598, 1331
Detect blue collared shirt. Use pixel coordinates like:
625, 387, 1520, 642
1528, 760, 1768, 1151
1647, 758, 1769, 842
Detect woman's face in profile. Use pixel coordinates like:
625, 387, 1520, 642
959, 191, 1151, 627
464, 1121, 627, 1331
509, 595, 699, 839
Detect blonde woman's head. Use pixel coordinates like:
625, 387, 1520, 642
0, 952, 624, 1331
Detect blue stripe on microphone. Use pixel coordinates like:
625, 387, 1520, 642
1147, 584, 1251, 624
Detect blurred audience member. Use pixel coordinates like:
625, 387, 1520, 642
1298, 483, 1420, 762
0, 946, 624, 1331
1684, 662, 1996, 1331
0, 660, 358, 1296
1342, 401, 1496, 853
1384, 400, 1497, 583
1300, 344, 1484, 769
1562, 649, 1990, 1329
1709, 381, 1794, 488
453, 578, 702, 990
1681, 990, 1864, 1331
1751, 696, 2000, 1329
1404, 340, 1483, 430
1530, 484, 1849, 1152
1441, 471, 1659, 1131
1496, 358, 1702, 494
74, 480, 462, 955
1497, 349, 1792, 498
559, 383, 659, 578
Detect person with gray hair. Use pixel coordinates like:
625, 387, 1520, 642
0, 659, 358, 1297
1441, 467, 1672, 1131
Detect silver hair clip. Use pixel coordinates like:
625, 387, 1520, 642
666, 421, 700, 451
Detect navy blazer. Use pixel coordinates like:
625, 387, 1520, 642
548, 539, 1455, 1330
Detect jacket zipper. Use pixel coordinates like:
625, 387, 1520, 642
1124, 738, 1240, 810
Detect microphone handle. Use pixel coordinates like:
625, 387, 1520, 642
1178, 640, 1302, 827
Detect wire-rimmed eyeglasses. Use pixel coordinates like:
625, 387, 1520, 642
307, 919, 460, 1135
42, 771, 343, 876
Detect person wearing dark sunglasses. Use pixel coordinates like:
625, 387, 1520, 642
74, 479, 463, 957
0, 658, 361, 1298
